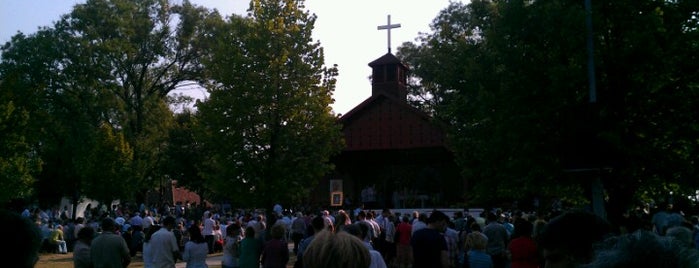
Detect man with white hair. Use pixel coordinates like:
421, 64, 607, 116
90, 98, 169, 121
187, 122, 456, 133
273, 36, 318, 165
322, 210, 335, 228
202, 210, 216, 254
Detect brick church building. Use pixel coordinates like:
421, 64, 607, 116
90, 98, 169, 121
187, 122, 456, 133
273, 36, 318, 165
315, 50, 464, 209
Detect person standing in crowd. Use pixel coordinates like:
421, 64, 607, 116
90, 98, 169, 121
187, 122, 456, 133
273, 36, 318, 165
222, 222, 243, 268
508, 218, 538, 268
411, 210, 450, 268
239, 226, 263, 268
273, 203, 283, 217
334, 210, 352, 233
73, 226, 95, 268
91, 217, 131, 268
173, 222, 186, 252
344, 222, 388, 268
183, 224, 209, 268
366, 211, 381, 247
453, 211, 467, 233
444, 220, 460, 268
74, 217, 86, 242
483, 212, 509, 268
466, 231, 493, 268
150, 216, 181, 268
395, 215, 413, 268
143, 225, 162, 268
143, 210, 155, 234
130, 225, 145, 257
538, 210, 611, 268
290, 212, 307, 254
202, 211, 216, 254
130, 212, 143, 230
261, 224, 289, 268
295, 215, 328, 268
411, 212, 428, 235
377, 209, 396, 263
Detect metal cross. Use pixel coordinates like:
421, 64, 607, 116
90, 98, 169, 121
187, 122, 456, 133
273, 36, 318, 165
377, 15, 401, 53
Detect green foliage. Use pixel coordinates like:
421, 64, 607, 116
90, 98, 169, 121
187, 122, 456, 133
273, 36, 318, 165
0, 100, 39, 204
79, 123, 134, 204
196, 0, 343, 207
161, 111, 206, 198
0, 0, 216, 205
398, 0, 699, 211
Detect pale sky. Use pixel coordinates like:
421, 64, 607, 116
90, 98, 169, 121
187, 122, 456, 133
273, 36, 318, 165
0, 0, 457, 114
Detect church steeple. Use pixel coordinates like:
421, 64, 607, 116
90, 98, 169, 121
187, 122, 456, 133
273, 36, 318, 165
369, 53, 408, 101
370, 15, 408, 102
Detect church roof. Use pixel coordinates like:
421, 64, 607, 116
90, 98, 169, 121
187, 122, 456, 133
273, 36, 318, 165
339, 92, 429, 123
368, 52, 408, 68
338, 92, 448, 151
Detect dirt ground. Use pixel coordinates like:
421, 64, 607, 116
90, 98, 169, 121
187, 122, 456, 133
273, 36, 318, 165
35, 252, 226, 268
36, 251, 300, 268
37, 252, 148, 268
36, 240, 299, 267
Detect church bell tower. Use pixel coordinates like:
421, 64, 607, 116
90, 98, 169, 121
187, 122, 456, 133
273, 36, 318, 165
369, 53, 408, 102
370, 15, 408, 102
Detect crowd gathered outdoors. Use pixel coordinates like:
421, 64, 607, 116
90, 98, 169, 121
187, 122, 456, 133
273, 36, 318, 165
4, 199, 699, 268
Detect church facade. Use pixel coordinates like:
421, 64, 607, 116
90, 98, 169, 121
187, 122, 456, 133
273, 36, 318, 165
314, 51, 464, 210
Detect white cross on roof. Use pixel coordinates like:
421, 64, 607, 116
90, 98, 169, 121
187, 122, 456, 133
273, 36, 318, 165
377, 14, 401, 53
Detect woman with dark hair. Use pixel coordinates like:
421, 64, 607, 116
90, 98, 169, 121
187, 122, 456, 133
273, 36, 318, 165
183, 224, 209, 268
508, 218, 539, 268
142, 225, 162, 268
240, 226, 263, 268
261, 224, 290, 268
222, 222, 243, 268
73, 226, 95, 268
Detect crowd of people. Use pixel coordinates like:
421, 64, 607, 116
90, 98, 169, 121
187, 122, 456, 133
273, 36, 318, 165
6, 200, 699, 268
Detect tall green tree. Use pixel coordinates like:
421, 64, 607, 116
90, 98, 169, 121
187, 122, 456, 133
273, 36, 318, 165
196, 0, 343, 207
0, 78, 41, 204
60, 0, 214, 195
0, 0, 218, 206
398, 0, 699, 215
0, 29, 73, 206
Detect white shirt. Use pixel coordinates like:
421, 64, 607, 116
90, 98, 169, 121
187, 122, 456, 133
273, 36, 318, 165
411, 220, 427, 235
369, 249, 388, 268
202, 218, 215, 236
149, 228, 180, 268
182, 241, 209, 268
143, 241, 153, 268
143, 215, 155, 229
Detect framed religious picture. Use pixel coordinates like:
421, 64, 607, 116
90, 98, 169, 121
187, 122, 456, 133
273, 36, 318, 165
331, 191, 343, 207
